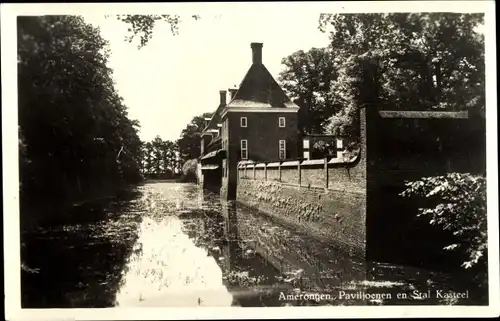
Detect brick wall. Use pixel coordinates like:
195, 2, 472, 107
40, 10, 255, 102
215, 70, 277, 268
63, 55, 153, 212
300, 167, 324, 188
234, 107, 485, 269
236, 156, 367, 258
227, 111, 299, 162
266, 165, 280, 181
237, 158, 365, 192
255, 167, 265, 180
328, 166, 365, 192
219, 203, 367, 288
279, 162, 300, 185
237, 179, 366, 258
235, 108, 369, 259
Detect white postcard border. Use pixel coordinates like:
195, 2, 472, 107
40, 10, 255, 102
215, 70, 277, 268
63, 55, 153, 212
2, 1, 498, 320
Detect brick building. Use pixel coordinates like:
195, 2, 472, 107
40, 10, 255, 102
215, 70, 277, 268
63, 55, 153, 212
200, 42, 300, 198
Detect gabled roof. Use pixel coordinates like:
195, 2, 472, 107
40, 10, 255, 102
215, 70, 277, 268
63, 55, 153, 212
203, 102, 225, 133
203, 43, 299, 134
226, 63, 299, 109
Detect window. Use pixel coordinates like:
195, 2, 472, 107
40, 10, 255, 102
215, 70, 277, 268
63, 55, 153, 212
224, 119, 228, 130
279, 117, 286, 127
303, 139, 310, 149
241, 140, 248, 159
279, 140, 286, 160
240, 117, 247, 127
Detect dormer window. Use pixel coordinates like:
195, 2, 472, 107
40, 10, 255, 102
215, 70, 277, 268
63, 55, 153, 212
279, 117, 286, 127
240, 117, 247, 127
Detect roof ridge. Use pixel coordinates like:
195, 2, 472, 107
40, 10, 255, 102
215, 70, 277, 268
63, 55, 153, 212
226, 63, 298, 109
202, 102, 225, 133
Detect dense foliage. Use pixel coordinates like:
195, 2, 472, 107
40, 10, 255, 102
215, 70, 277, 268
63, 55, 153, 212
279, 13, 484, 141
401, 173, 487, 284
18, 16, 143, 203
324, 13, 484, 140
278, 48, 337, 134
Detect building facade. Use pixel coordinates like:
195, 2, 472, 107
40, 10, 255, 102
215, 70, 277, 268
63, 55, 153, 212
200, 42, 300, 199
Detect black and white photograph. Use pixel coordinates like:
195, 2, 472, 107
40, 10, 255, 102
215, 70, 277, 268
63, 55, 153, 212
2, 1, 498, 319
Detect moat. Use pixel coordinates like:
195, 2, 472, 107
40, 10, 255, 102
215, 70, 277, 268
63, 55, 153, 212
20, 182, 485, 308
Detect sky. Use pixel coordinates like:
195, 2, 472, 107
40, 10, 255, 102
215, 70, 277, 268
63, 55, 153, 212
83, 11, 330, 142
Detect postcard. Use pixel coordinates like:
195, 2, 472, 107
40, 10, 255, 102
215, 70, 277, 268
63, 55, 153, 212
2, 1, 498, 320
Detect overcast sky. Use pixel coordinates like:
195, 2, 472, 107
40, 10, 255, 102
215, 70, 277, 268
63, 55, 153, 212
83, 11, 330, 142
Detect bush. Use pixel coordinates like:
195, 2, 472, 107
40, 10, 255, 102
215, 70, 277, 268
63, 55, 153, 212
400, 173, 487, 284
180, 159, 198, 182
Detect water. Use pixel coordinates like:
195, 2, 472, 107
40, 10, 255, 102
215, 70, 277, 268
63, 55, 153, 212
20, 182, 485, 308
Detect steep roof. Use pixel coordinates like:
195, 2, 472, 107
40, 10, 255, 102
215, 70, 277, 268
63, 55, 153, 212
203, 43, 299, 134
203, 102, 225, 133
226, 63, 299, 109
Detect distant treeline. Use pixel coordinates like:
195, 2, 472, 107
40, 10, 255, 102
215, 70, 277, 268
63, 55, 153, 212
140, 136, 180, 179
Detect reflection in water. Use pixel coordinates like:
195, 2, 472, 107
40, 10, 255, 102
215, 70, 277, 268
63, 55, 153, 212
20, 189, 144, 308
114, 216, 232, 307
21, 182, 486, 308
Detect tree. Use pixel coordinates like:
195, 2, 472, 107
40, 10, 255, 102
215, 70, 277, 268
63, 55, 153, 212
177, 112, 213, 163
318, 13, 485, 140
112, 14, 201, 49
401, 173, 487, 287
151, 135, 164, 174
139, 136, 178, 177
161, 139, 177, 172
18, 16, 143, 203
137, 135, 185, 180
143, 141, 154, 175
324, 53, 380, 150
278, 48, 338, 134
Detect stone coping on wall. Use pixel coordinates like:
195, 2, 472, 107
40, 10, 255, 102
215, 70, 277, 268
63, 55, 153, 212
238, 160, 256, 168
280, 160, 300, 167
237, 156, 358, 169
328, 155, 358, 165
378, 110, 469, 119
240, 178, 366, 195
301, 159, 325, 166
267, 162, 281, 168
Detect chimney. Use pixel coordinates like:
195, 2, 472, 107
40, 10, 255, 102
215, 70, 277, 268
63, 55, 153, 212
219, 90, 227, 106
228, 87, 238, 101
251, 42, 263, 65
